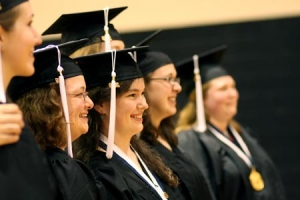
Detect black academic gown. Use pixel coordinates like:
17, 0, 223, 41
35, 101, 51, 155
0, 123, 58, 200
46, 147, 106, 200
88, 150, 171, 200
149, 141, 216, 200
178, 128, 287, 200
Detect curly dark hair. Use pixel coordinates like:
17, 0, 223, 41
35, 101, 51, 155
16, 83, 67, 150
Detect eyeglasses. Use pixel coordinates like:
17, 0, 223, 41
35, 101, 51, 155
66, 91, 89, 101
149, 77, 180, 85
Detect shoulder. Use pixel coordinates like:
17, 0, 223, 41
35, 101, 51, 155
177, 129, 198, 144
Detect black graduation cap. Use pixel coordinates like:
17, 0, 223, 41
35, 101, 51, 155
42, 6, 127, 55
74, 46, 149, 90
135, 29, 162, 47
133, 30, 173, 76
176, 45, 228, 95
137, 51, 173, 76
7, 39, 88, 102
0, 0, 27, 14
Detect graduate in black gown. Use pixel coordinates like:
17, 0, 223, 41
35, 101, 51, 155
137, 49, 216, 200
0, 1, 58, 199
176, 45, 287, 200
73, 47, 181, 200
8, 41, 106, 200
41, 6, 126, 57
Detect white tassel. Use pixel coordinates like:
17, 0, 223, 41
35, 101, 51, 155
103, 7, 111, 52
193, 55, 207, 132
55, 47, 73, 157
106, 50, 117, 159
0, 45, 6, 103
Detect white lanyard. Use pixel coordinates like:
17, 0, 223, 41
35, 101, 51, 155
208, 125, 253, 168
100, 135, 167, 200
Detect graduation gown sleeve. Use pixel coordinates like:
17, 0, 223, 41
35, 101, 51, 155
0, 123, 58, 200
46, 147, 105, 200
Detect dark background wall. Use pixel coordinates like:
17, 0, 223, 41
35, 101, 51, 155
121, 17, 300, 199
44, 16, 300, 199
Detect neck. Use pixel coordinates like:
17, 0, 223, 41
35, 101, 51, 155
209, 117, 230, 134
148, 111, 162, 129
113, 132, 132, 155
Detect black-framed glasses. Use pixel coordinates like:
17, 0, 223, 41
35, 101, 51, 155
149, 77, 180, 85
66, 91, 89, 101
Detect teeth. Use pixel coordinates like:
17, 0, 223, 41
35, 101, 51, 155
80, 114, 88, 118
169, 97, 176, 101
131, 114, 142, 118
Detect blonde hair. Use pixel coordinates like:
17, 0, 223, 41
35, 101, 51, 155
176, 80, 242, 133
70, 42, 103, 58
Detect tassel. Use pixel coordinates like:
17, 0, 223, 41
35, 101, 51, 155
103, 7, 111, 52
193, 55, 207, 132
106, 50, 117, 159
55, 47, 73, 157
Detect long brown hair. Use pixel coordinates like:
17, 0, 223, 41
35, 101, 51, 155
73, 79, 179, 187
176, 80, 242, 133
16, 83, 67, 149
140, 72, 178, 147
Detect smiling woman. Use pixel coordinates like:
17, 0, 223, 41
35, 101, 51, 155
176, 45, 287, 200
0, 0, 58, 199
8, 41, 107, 200
73, 47, 180, 200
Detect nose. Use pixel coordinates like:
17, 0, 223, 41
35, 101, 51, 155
137, 97, 148, 110
85, 96, 94, 109
172, 81, 182, 93
33, 28, 42, 46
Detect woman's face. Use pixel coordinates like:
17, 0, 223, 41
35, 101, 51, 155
101, 78, 148, 137
145, 64, 182, 122
1, 2, 42, 78
204, 75, 239, 122
65, 75, 94, 141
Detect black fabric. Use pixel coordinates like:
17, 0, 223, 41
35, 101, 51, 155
176, 45, 229, 95
42, 7, 127, 55
0, 0, 27, 14
74, 47, 147, 90
150, 142, 216, 200
178, 128, 287, 200
88, 150, 165, 200
137, 51, 173, 76
0, 123, 58, 200
45, 147, 105, 200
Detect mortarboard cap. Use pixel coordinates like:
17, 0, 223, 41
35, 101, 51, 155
0, 0, 27, 14
42, 7, 127, 55
74, 46, 148, 90
137, 51, 173, 76
133, 30, 172, 76
176, 45, 228, 95
8, 39, 88, 102
135, 29, 162, 47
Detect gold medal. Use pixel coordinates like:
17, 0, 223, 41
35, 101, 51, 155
249, 168, 264, 191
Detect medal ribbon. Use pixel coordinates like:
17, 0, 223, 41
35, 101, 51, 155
100, 135, 167, 200
208, 125, 253, 168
